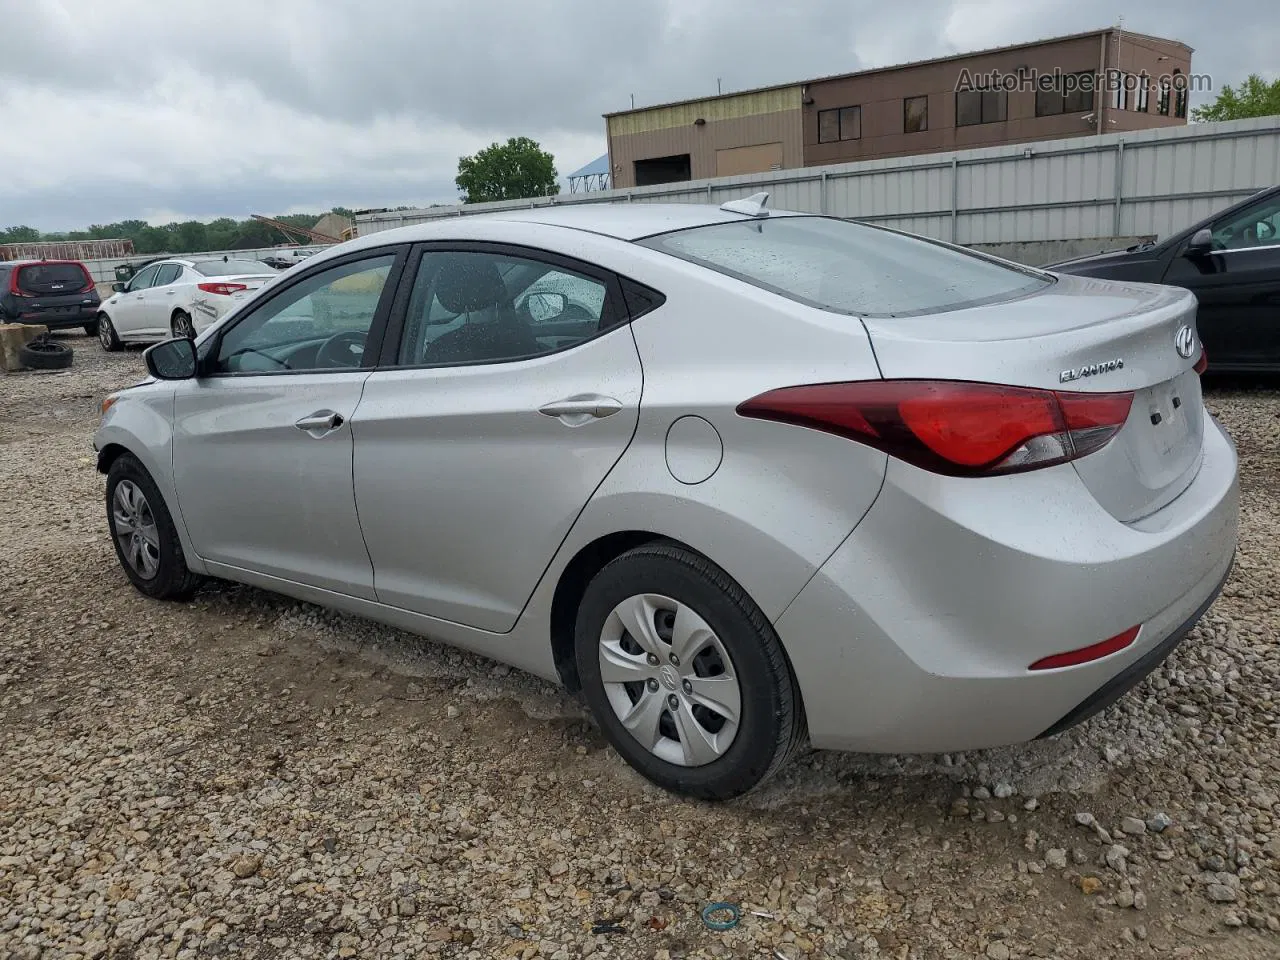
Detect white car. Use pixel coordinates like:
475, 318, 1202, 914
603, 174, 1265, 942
95, 257, 279, 350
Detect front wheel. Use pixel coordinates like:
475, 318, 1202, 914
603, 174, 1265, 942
97, 314, 122, 352
105, 454, 202, 600
574, 542, 806, 800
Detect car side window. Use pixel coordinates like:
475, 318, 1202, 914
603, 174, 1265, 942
127, 265, 161, 292
211, 255, 395, 375
396, 250, 615, 367
1210, 196, 1280, 251
154, 263, 182, 286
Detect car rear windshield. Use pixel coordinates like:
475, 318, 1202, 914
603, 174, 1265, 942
193, 259, 271, 276
637, 216, 1052, 317
17, 262, 89, 293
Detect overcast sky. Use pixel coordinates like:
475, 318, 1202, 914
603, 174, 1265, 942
1, 0, 1275, 231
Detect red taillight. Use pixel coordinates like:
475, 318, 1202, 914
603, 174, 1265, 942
197, 281, 248, 296
7, 269, 21, 296
1193, 347, 1208, 375
80, 268, 96, 293
737, 380, 1134, 477
1028, 625, 1141, 670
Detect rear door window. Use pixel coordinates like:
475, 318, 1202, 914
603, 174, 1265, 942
638, 216, 1051, 318
154, 263, 182, 286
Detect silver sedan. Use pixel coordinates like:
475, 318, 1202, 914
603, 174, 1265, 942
94, 196, 1239, 799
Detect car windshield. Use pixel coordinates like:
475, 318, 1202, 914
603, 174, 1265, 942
193, 259, 272, 276
638, 215, 1052, 317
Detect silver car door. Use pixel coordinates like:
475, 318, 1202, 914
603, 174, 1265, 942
171, 250, 405, 598
351, 245, 642, 632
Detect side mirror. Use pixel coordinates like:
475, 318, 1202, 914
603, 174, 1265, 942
524, 291, 567, 321
1185, 227, 1214, 257
111, 282, 126, 293
144, 337, 198, 380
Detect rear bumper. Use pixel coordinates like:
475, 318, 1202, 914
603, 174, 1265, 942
1036, 558, 1230, 738
6, 305, 100, 329
775, 408, 1239, 754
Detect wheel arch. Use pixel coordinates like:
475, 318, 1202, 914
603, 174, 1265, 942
548, 531, 670, 692
95, 418, 209, 576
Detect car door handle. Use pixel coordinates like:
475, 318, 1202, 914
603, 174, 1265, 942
538, 395, 623, 421
295, 410, 345, 434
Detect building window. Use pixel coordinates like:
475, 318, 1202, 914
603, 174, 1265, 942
904, 95, 928, 133
1158, 78, 1171, 115
1137, 75, 1150, 112
1173, 70, 1188, 118
818, 105, 861, 142
1035, 71, 1095, 117
956, 89, 1008, 126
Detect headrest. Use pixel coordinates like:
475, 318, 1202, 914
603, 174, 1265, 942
433, 256, 508, 314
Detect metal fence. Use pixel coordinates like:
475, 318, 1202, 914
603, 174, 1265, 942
354, 116, 1280, 246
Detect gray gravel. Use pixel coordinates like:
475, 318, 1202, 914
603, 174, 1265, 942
2, 334, 1279, 959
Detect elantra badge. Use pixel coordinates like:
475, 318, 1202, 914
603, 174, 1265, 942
1060, 358, 1124, 383
1174, 324, 1196, 359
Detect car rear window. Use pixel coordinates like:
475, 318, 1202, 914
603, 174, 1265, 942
637, 216, 1051, 317
193, 259, 272, 276
17, 262, 89, 293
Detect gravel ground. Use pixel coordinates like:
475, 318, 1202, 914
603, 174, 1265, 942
2, 333, 1278, 960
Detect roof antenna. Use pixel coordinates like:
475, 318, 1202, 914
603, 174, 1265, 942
720, 192, 771, 218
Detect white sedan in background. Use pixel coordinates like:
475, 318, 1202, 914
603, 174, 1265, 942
96, 256, 279, 350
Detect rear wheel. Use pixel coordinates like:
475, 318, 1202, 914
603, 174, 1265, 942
171, 310, 196, 339
83, 320, 99, 337
105, 454, 202, 600
97, 314, 121, 352
574, 542, 806, 800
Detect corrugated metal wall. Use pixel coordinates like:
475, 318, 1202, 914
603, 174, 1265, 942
356, 116, 1280, 245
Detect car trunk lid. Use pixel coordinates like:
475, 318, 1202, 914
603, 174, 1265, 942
861, 273, 1205, 522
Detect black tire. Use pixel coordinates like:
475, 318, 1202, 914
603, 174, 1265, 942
105, 453, 203, 601
171, 310, 195, 339
97, 314, 122, 352
575, 542, 806, 800
18, 338, 73, 370
83, 320, 99, 337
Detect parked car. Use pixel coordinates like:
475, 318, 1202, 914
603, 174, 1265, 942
95, 256, 278, 350
93, 198, 1239, 799
1047, 185, 1280, 372
0, 259, 101, 335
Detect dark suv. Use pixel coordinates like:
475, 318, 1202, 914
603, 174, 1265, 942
0, 259, 102, 335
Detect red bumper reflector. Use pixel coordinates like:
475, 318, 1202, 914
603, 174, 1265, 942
1028, 625, 1141, 671
1193, 347, 1208, 375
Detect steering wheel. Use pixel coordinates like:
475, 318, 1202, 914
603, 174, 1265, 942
314, 330, 367, 369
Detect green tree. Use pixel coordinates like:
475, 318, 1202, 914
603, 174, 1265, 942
456, 137, 559, 204
0, 225, 41, 244
1191, 74, 1280, 122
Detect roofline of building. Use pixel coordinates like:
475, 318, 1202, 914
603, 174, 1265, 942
602, 27, 1193, 118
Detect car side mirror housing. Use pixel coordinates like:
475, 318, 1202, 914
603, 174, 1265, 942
1185, 227, 1214, 257
525, 291, 567, 321
144, 337, 198, 380
111, 281, 126, 293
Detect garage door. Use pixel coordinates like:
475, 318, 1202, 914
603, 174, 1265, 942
715, 142, 784, 177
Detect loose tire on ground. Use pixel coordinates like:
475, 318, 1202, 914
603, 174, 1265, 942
574, 541, 807, 800
105, 453, 203, 601
17, 338, 73, 370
